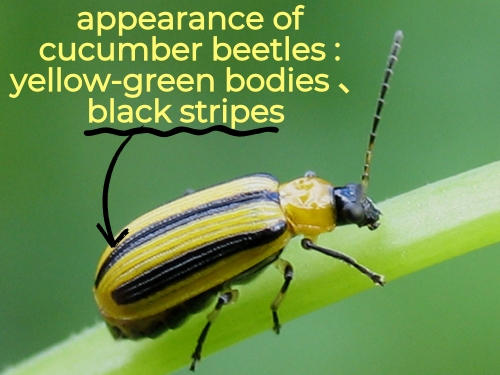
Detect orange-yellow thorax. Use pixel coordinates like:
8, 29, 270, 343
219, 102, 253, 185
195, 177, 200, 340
279, 176, 336, 240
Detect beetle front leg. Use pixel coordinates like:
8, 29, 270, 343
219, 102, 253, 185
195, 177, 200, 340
301, 238, 385, 286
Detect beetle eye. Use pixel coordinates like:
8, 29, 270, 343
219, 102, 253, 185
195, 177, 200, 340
341, 202, 364, 224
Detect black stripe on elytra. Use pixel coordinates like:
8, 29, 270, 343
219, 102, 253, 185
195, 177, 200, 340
111, 220, 287, 305
94, 180, 280, 288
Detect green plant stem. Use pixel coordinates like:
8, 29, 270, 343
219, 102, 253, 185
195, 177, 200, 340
4, 161, 500, 375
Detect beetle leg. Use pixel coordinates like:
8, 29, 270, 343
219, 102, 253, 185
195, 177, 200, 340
270, 258, 294, 334
190, 289, 239, 371
301, 238, 385, 286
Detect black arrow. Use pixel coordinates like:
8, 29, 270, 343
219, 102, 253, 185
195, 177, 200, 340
96, 134, 133, 247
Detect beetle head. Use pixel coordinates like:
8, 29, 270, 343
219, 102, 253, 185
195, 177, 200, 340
333, 184, 381, 230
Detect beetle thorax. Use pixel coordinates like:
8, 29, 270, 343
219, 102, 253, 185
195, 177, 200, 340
279, 176, 336, 239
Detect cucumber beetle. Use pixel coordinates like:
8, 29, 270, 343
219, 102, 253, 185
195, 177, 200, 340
93, 30, 403, 371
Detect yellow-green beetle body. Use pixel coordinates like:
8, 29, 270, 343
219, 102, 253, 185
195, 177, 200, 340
93, 174, 362, 338
94, 174, 289, 338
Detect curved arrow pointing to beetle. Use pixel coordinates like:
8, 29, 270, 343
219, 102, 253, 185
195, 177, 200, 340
88, 125, 279, 248
96, 134, 132, 248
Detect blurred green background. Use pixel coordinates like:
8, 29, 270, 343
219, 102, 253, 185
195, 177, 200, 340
1, 0, 499, 374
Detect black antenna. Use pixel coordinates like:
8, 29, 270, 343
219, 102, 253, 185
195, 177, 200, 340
361, 30, 403, 193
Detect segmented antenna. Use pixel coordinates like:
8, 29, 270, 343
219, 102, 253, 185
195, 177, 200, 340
361, 30, 403, 193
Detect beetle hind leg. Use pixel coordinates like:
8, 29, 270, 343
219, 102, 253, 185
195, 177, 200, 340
270, 258, 294, 334
190, 289, 239, 371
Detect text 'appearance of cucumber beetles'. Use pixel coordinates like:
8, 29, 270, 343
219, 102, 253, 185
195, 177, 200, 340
94, 30, 403, 371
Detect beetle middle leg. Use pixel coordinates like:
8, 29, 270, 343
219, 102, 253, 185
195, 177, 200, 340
271, 258, 294, 334
190, 289, 239, 371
